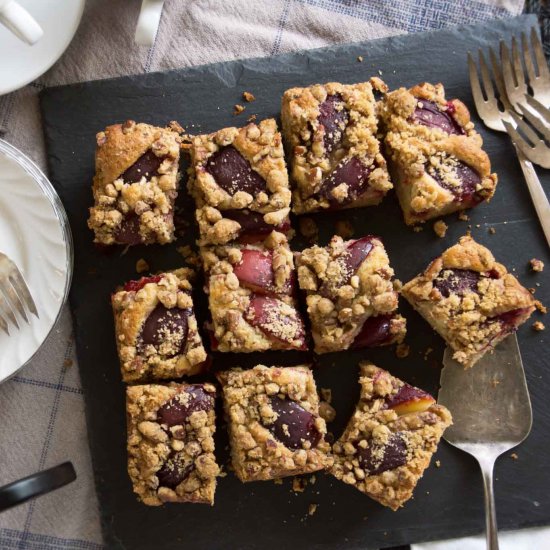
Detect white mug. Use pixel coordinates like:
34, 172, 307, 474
0, 0, 43, 45
135, 0, 165, 47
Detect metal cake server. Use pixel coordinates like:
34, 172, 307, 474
438, 334, 532, 550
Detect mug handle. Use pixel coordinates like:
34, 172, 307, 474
0, 0, 43, 45
135, 0, 165, 47
0, 462, 76, 512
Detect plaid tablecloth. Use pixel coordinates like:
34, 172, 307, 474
0, 1, 532, 548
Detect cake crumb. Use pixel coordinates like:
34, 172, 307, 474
335, 219, 354, 239
309, 475, 317, 485
491, 377, 500, 388
357, 55, 363, 62
488, 227, 496, 235
273, 478, 283, 485
298, 217, 319, 243
233, 104, 245, 115
242, 91, 256, 102
530, 258, 544, 272
247, 114, 257, 123
136, 258, 149, 274
63, 359, 73, 368
528, 287, 536, 295
510, 453, 519, 460
534, 300, 547, 314
292, 477, 307, 493
433, 220, 448, 238
457, 211, 469, 221
435, 460, 441, 468
413, 225, 423, 232
319, 401, 336, 423
423, 347, 433, 360
308, 503, 318, 516
320, 388, 332, 403
393, 278, 403, 291
177, 245, 200, 267
395, 342, 410, 358
532, 321, 545, 331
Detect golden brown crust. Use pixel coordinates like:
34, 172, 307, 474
112, 269, 207, 382
402, 236, 536, 368
188, 118, 291, 245
217, 365, 332, 482
331, 362, 452, 510
281, 80, 392, 214
88, 120, 181, 245
295, 235, 406, 353
380, 83, 497, 225
127, 382, 219, 506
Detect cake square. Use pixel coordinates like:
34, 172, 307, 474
217, 365, 332, 482
281, 79, 392, 214
401, 235, 535, 368
201, 231, 307, 352
296, 235, 406, 353
88, 120, 181, 245
126, 382, 219, 505
112, 268, 207, 382
188, 118, 292, 245
380, 82, 497, 225
331, 362, 452, 510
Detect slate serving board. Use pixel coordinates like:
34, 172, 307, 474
39, 14, 550, 550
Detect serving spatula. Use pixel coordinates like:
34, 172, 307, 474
437, 334, 532, 550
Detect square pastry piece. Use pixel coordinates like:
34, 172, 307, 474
380, 83, 497, 225
188, 118, 292, 245
402, 236, 535, 368
201, 232, 307, 352
88, 120, 181, 245
332, 362, 452, 510
127, 382, 219, 506
281, 80, 392, 214
296, 235, 406, 353
112, 269, 207, 382
217, 365, 332, 482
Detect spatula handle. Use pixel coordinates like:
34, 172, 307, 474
478, 456, 499, 550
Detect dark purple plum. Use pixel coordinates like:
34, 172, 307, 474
266, 396, 322, 450
115, 214, 142, 245
223, 209, 290, 236
138, 303, 190, 354
430, 161, 482, 203
343, 236, 375, 277
121, 150, 164, 183
157, 385, 215, 427
205, 146, 267, 195
433, 269, 481, 298
412, 99, 464, 135
351, 314, 393, 349
356, 433, 407, 475
493, 307, 532, 329
318, 93, 349, 153
156, 454, 193, 488
319, 157, 373, 205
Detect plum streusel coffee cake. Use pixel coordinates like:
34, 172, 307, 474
402, 235, 536, 368
188, 118, 292, 245
112, 269, 207, 382
201, 231, 307, 352
281, 80, 393, 214
331, 362, 452, 510
295, 235, 406, 353
380, 83, 497, 225
217, 365, 332, 482
88, 120, 181, 245
127, 382, 219, 505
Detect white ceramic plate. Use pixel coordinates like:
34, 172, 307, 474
0, 139, 72, 382
0, 0, 85, 95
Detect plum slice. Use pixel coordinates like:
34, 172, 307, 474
121, 150, 164, 183
205, 146, 267, 195
493, 307, 533, 329
266, 396, 322, 450
318, 93, 349, 153
319, 157, 373, 205
429, 161, 482, 203
115, 214, 143, 245
157, 453, 193, 488
223, 209, 291, 237
351, 314, 394, 349
245, 295, 307, 349
157, 385, 215, 427
232, 249, 274, 294
433, 269, 481, 298
356, 433, 407, 475
138, 303, 190, 355
343, 236, 375, 277
412, 99, 464, 135
384, 384, 435, 415
123, 275, 162, 293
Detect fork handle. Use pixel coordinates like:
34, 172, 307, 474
516, 146, 550, 248
477, 455, 499, 550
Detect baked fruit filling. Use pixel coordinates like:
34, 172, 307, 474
412, 99, 465, 135
318, 93, 349, 152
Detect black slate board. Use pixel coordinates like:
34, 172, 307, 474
39, 14, 550, 550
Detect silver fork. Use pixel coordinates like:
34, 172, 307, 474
0, 252, 39, 335
468, 40, 550, 247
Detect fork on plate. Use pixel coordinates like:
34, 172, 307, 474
468, 28, 550, 247
0, 252, 38, 335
